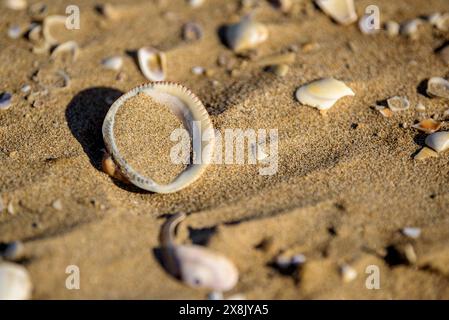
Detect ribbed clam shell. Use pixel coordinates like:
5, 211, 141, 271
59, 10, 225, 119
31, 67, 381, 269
102, 82, 215, 193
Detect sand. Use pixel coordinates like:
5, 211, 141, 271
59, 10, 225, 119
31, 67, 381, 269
114, 92, 187, 185
1, 0, 449, 299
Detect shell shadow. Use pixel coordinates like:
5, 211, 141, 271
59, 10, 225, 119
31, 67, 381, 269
65, 87, 123, 170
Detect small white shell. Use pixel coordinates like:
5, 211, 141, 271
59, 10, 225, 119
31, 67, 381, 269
402, 227, 421, 239
225, 15, 268, 52
188, 0, 204, 8
427, 77, 449, 99
425, 131, 449, 153
51, 41, 79, 61
400, 19, 423, 39
102, 56, 123, 71
137, 47, 167, 82
0, 92, 12, 110
359, 14, 379, 34
387, 96, 410, 112
0, 262, 32, 300
384, 21, 400, 37
340, 264, 357, 283
3, 0, 27, 10
42, 15, 67, 45
315, 0, 357, 25
102, 82, 215, 193
295, 78, 355, 111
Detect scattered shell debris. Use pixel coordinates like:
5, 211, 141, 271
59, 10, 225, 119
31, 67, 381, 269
267, 64, 289, 77
225, 15, 268, 52
315, 0, 357, 25
425, 131, 449, 153
387, 96, 410, 112
404, 244, 417, 264
159, 213, 238, 292
102, 56, 123, 71
0, 262, 32, 300
0, 92, 13, 110
414, 146, 438, 160
427, 77, 449, 99
295, 78, 355, 111
340, 264, 357, 283
182, 22, 203, 41
137, 47, 167, 81
3, 0, 27, 10
411, 119, 441, 134
402, 227, 421, 239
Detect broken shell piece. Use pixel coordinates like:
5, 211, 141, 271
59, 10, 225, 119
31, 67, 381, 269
51, 41, 79, 61
425, 131, 449, 153
0, 262, 32, 300
137, 47, 167, 82
414, 146, 438, 160
427, 77, 449, 99
101, 56, 123, 71
411, 119, 441, 134
340, 264, 357, 283
0, 92, 13, 110
402, 227, 421, 239
160, 213, 238, 291
315, 0, 357, 25
387, 96, 410, 112
400, 19, 423, 39
182, 22, 203, 41
375, 105, 393, 117
3, 0, 27, 10
102, 82, 215, 193
384, 21, 400, 36
225, 15, 268, 53
295, 78, 355, 111
43, 15, 68, 45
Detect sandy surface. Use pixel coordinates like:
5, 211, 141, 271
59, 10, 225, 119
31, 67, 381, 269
1, 0, 449, 299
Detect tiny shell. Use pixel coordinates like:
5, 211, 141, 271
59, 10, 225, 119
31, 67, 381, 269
411, 119, 441, 134
340, 264, 357, 283
427, 77, 449, 99
188, 0, 204, 8
387, 96, 410, 112
315, 0, 357, 25
359, 14, 379, 34
384, 21, 400, 36
3, 0, 27, 10
102, 56, 123, 71
137, 47, 167, 81
414, 147, 438, 160
402, 227, 421, 239
42, 15, 67, 45
182, 22, 203, 41
404, 244, 417, 264
0, 262, 32, 300
375, 105, 393, 117
52, 199, 63, 210
400, 19, 423, 39
415, 102, 426, 111
0, 92, 13, 110
160, 213, 238, 292
295, 78, 355, 111
428, 12, 442, 26
225, 15, 268, 53
434, 13, 449, 31
51, 41, 79, 61
7, 25, 23, 39
425, 131, 449, 153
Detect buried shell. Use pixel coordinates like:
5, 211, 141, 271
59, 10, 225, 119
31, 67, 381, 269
137, 47, 167, 81
425, 131, 449, 153
225, 15, 268, 52
427, 77, 449, 99
0, 262, 32, 300
295, 78, 355, 111
160, 213, 238, 292
387, 96, 410, 112
315, 0, 357, 25
102, 82, 215, 193
411, 119, 441, 134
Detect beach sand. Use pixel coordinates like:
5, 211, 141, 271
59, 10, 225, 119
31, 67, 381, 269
1, 0, 449, 299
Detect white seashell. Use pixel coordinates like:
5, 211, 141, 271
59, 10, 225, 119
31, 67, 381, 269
7, 25, 23, 39
0, 92, 13, 110
425, 131, 449, 153
102, 82, 215, 193
191, 66, 205, 75
415, 102, 426, 111
404, 244, 417, 264
160, 213, 238, 292
315, 0, 357, 25
400, 19, 423, 39
359, 14, 379, 34
402, 227, 421, 239
384, 21, 400, 37
51, 41, 79, 61
340, 264, 357, 283
3, 0, 27, 10
387, 96, 410, 112
0, 262, 32, 300
102, 56, 123, 71
225, 15, 268, 52
42, 15, 67, 45
414, 146, 438, 160
427, 77, 449, 99
295, 78, 355, 111
137, 47, 167, 82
